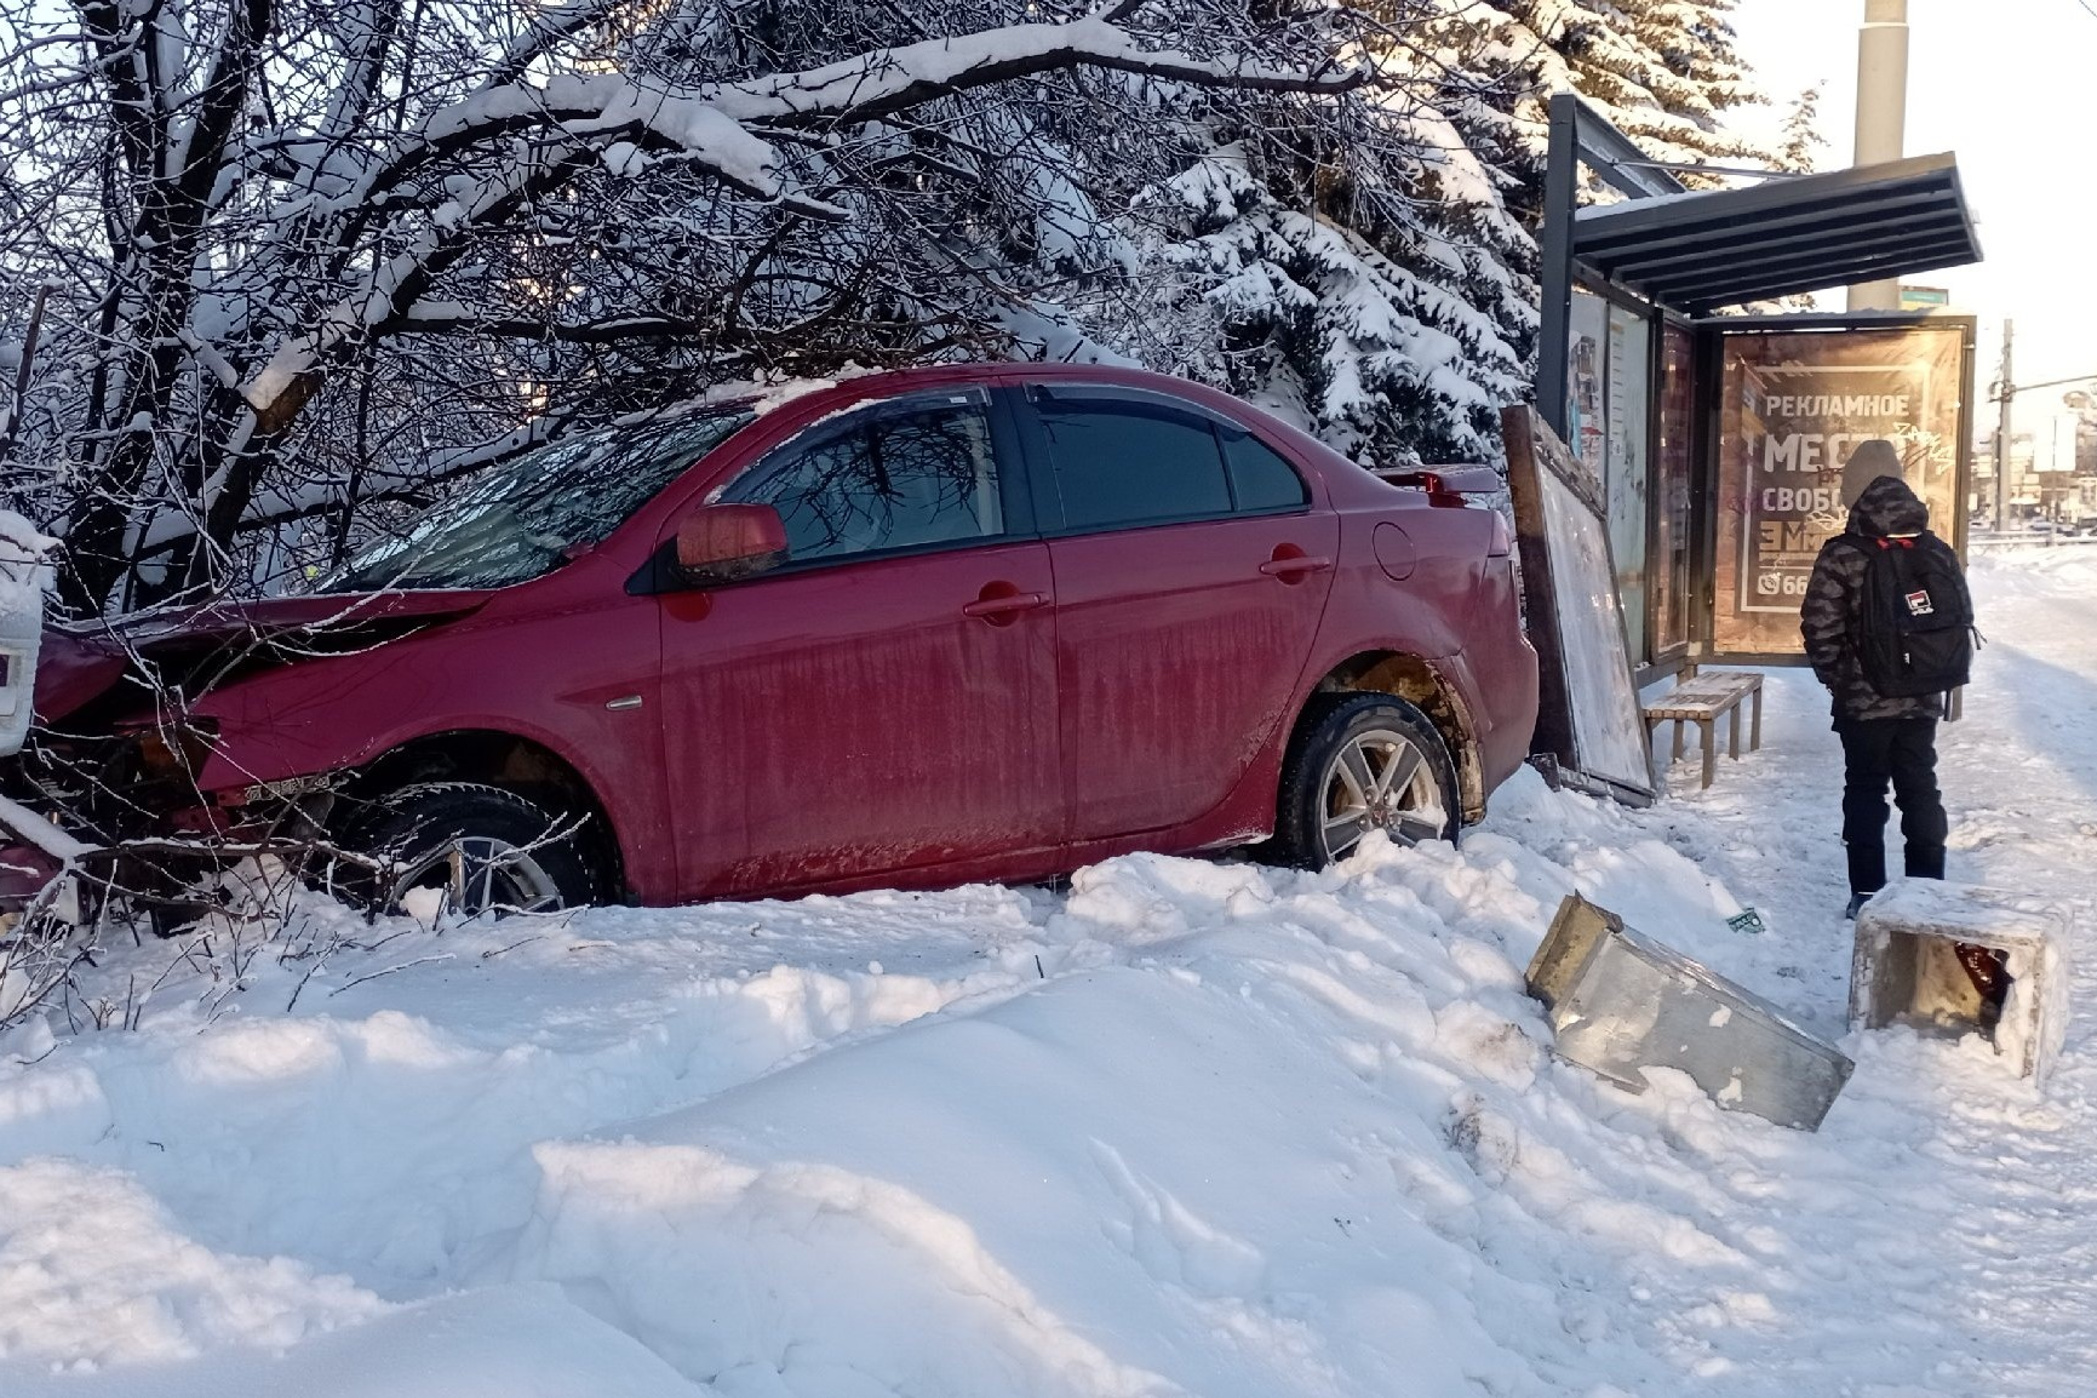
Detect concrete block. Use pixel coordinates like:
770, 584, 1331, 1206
1851, 879, 2072, 1090
1526, 894, 1854, 1131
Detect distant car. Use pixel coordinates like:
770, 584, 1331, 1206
16, 365, 1539, 916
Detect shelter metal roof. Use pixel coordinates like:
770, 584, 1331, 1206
1571, 153, 1980, 313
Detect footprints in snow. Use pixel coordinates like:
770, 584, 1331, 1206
1090, 1140, 1267, 1298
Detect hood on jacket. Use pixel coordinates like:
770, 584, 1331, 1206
1840, 438, 1904, 506
1847, 473, 1930, 538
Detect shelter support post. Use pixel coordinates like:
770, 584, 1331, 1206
1537, 100, 1578, 438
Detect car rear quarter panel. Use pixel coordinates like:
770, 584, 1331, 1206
1298, 470, 1538, 814
1456, 538, 1541, 792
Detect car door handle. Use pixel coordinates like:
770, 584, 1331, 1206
1258, 555, 1333, 577
962, 591, 1050, 619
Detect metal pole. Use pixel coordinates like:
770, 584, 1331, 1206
1847, 0, 1910, 311
1537, 96, 1579, 437
1995, 319, 2014, 531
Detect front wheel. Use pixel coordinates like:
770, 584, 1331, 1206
338, 782, 594, 917
1272, 693, 1459, 869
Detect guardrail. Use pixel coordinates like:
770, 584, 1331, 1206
1970, 532, 2097, 551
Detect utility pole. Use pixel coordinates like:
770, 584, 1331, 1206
1848, 0, 1910, 311
1995, 319, 2015, 531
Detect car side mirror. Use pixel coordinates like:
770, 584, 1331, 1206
674, 503, 788, 584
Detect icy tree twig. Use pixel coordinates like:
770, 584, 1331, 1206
329, 953, 454, 996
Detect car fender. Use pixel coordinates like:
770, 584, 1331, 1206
184, 608, 668, 894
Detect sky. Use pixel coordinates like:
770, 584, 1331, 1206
1729, 1, 2096, 454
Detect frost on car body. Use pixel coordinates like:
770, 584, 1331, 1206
5, 365, 1539, 916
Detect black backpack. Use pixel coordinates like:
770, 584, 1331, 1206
1839, 531, 1974, 698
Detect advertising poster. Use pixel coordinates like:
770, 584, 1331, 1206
1565, 290, 1609, 486
1713, 327, 1967, 656
1604, 307, 1650, 664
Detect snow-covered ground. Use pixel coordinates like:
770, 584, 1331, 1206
3, 550, 2094, 1397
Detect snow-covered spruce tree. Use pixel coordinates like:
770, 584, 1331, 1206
1527, 0, 1767, 173
0, 0, 1555, 612
1116, 106, 1534, 467
1411, 0, 1775, 199
1778, 82, 1829, 175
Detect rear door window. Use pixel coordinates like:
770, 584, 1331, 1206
1030, 389, 1307, 533
723, 396, 1002, 564
1222, 430, 1311, 512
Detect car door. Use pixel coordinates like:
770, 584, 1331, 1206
655, 389, 1062, 898
1020, 382, 1339, 842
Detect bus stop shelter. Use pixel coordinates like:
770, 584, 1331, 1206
1532, 93, 1983, 682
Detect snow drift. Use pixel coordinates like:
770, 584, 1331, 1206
4, 555, 2096, 1395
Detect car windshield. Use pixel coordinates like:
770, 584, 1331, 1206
322, 409, 754, 593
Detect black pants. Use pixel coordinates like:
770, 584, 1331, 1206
1835, 716, 1948, 894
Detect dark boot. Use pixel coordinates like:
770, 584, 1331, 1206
1844, 892, 1872, 921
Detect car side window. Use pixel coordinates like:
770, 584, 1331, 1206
1222, 430, 1311, 512
1033, 391, 1310, 532
723, 399, 1003, 564
1035, 399, 1233, 531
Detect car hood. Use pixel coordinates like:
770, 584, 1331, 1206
35, 590, 496, 724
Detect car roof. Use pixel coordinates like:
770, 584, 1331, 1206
737, 361, 1237, 400
729, 361, 1308, 431
648, 362, 1411, 518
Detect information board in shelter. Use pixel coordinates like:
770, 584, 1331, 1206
1713, 327, 1967, 656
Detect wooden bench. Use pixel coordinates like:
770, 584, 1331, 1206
1643, 670, 1764, 791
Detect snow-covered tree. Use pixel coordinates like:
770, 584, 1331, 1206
1135, 134, 1534, 463
1413, 0, 1775, 193
0, 0, 1790, 613
1532, 0, 1767, 170
0, 0, 1566, 610
1778, 82, 1830, 174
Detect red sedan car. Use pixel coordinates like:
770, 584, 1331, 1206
21, 364, 1537, 915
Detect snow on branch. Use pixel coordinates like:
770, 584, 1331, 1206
9, 0, 1598, 612
252, 15, 1369, 430
349, 16, 1367, 223
705, 16, 1372, 127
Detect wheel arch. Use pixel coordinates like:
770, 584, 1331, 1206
1305, 651, 1485, 822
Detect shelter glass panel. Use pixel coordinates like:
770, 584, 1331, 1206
1652, 323, 1694, 655
1712, 326, 1968, 656
1605, 305, 1651, 663
1565, 290, 1609, 479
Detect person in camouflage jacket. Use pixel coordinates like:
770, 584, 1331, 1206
1799, 447, 1956, 918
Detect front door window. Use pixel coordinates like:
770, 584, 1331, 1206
723, 398, 1002, 562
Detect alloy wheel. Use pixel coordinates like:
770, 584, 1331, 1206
1319, 727, 1448, 862
386, 835, 566, 917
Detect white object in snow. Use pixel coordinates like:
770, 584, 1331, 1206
1527, 894, 1855, 1130
0, 511, 53, 759
1850, 878, 2072, 1090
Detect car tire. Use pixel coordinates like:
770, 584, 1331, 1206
1272, 693, 1459, 870
338, 782, 594, 916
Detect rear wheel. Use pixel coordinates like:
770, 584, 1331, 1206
1273, 693, 1458, 869
339, 782, 593, 916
